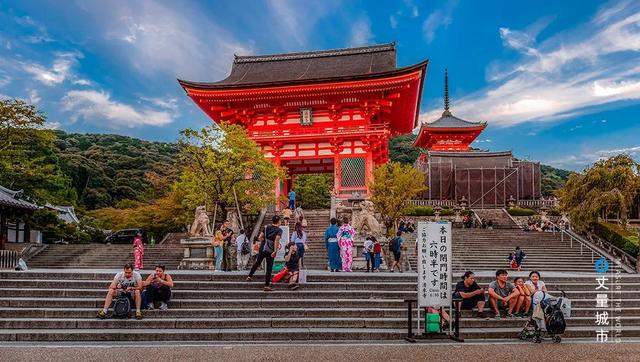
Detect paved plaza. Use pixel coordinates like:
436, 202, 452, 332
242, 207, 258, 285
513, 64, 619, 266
1, 341, 639, 361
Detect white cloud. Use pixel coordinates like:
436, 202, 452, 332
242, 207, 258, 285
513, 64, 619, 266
100, 2, 253, 81
14, 16, 53, 44
419, 1, 640, 127
22, 52, 82, 86
0, 73, 10, 87
140, 96, 179, 112
62, 89, 173, 128
390, 15, 399, 29
549, 145, 640, 169
422, 1, 458, 43
73, 79, 91, 86
42, 121, 61, 130
349, 17, 374, 46
266, 0, 339, 50
28, 89, 41, 104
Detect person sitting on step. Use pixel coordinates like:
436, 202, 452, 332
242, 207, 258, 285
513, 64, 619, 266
97, 263, 144, 319
513, 276, 532, 317
453, 271, 487, 318
284, 242, 300, 290
488, 269, 520, 319
144, 264, 174, 310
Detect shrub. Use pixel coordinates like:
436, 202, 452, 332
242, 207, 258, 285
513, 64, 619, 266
406, 206, 435, 216
547, 208, 562, 216
440, 209, 455, 216
507, 207, 536, 216
594, 222, 639, 257
460, 209, 474, 216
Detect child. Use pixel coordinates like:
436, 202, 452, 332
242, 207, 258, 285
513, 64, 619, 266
513, 277, 532, 317
363, 236, 374, 272
507, 252, 517, 270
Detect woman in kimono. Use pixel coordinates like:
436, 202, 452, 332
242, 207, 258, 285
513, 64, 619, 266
324, 218, 341, 272
337, 216, 355, 272
133, 232, 144, 271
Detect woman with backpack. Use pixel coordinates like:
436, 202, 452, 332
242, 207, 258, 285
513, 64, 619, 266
337, 216, 355, 272
389, 231, 404, 272
291, 222, 307, 269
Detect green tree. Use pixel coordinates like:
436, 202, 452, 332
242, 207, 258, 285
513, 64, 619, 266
558, 154, 640, 231
0, 99, 76, 205
295, 174, 332, 209
175, 123, 283, 218
389, 133, 420, 165
369, 162, 426, 235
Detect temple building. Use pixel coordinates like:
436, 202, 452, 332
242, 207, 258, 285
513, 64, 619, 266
414, 71, 541, 208
179, 43, 427, 204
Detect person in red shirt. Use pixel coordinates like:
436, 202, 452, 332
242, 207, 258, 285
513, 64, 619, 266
372, 236, 382, 272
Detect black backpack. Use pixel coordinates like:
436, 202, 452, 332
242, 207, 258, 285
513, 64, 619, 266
545, 304, 566, 335
389, 237, 399, 252
112, 295, 131, 318
240, 237, 251, 255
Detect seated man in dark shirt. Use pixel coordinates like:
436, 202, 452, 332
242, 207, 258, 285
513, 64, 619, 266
284, 242, 300, 290
453, 271, 487, 318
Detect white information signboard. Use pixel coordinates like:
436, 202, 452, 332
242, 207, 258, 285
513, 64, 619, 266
417, 221, 452, 308
275, 225, 289, 262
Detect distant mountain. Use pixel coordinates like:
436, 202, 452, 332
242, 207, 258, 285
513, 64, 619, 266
53, 131, 180, 210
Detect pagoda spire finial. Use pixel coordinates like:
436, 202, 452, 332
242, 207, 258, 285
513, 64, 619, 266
443, 68, 452, 116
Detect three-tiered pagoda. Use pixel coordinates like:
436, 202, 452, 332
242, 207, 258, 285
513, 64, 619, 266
179, 43, 427, 204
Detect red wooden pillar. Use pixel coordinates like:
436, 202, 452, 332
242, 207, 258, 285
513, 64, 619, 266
334, 154, 342, 197
273, 149, 282, 211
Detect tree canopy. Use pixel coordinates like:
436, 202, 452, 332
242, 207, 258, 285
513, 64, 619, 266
558, 154, 640, 231
369, 161, 426, 235
295, 174, 332, 209
0, 99, 75, 205
175, 123, 283, 217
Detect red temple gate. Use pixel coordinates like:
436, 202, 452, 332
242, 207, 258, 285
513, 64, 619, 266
179, 43, 427, 206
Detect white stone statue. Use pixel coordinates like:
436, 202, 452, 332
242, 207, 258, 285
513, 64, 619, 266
352, 200, 382, 236
189, 205, 212, 237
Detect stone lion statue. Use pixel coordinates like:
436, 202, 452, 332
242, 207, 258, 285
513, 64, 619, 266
352, 200, 382, 236
189, 205, 211, 237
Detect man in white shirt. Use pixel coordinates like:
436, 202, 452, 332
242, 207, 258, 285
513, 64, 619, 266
97, 263, 144, 319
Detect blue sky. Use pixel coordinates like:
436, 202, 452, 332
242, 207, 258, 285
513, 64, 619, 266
1, 0, 639, 171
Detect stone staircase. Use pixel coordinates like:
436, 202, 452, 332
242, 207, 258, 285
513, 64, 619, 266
408, 228, 601, 273
473, 208, 519, 229
0, 270, 639, 342
27, 242, 184, 270
300, 210, 331, 270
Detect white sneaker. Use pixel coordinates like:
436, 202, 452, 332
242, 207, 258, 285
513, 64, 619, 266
159, 302, 168, 310
147, 303, 154, 310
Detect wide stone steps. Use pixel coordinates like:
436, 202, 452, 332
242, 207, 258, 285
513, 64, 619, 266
1, 270, 639, 342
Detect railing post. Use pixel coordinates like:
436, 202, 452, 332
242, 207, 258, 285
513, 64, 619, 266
580, 243, 583, 255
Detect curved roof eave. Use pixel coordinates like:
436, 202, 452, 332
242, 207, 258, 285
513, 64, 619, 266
177, 60, 429, 92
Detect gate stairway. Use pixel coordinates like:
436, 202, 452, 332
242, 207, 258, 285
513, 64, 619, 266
472, 208, 519, 229
27, 242, 184, 270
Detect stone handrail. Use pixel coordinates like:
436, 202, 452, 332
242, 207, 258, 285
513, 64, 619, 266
0, 250, 19, 269
409, 199, 457, 207
570, 229, 637, 273
518, 199, 559, 209
546, 220, 636, 273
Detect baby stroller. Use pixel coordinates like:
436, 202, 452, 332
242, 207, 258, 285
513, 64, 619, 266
518, 291, 571, 343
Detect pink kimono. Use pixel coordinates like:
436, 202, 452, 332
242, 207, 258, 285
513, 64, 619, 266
337, 224, 355, 272
133, 236, 144, 270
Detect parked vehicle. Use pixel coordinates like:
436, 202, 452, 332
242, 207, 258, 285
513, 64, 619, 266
105, 228, 146, 244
